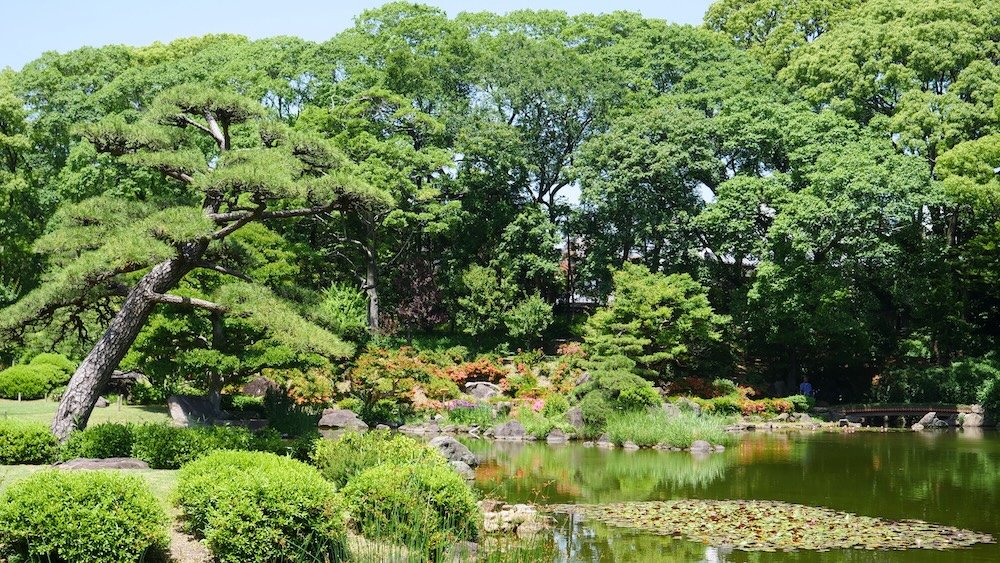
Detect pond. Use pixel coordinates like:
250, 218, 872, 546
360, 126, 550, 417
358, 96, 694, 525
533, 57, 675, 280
465, 429, 1000, 562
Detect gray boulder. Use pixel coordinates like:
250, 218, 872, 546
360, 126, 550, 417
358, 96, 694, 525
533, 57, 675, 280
962, 413, 984, 428
317, 407, 368, 431
546, 429, 569, 444
622, 441, 639, 450
450, 460, 476, 480
492, 420, 527, 440
596, 434, 614, 448
565, 407, 585, 431
429, 435, 479, 466
58, 457, 149, 470
911, 422, 925, 431
168, 394, 222, 426
95, 397, 110, 408
689, 440, 713, 453
661, 402, 682, 417
929, 418, 949, 428
465, 381, 503, 400
916, 412, 937, 426
241, 376, 280, 397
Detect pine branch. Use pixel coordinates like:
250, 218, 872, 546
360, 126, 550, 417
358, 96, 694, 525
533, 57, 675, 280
192, 260, 252, 282
145, 291, 229, 313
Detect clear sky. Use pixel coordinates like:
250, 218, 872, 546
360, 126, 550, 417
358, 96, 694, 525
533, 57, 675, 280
0, 0, 715, 71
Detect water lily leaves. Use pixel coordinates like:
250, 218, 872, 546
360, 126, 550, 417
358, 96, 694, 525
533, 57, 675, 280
544, 500, 994, 552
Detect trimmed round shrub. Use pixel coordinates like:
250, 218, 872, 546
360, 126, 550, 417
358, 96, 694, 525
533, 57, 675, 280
61, 423, 134, 460
29, 353, 76, 386
177, 451, 346, 562
0, 364, 58, 399
131, 423, 254, 469
311, 430, 447, 488
0, 420, 58, 464
0, 470, 167, 563
580, 391, 612, 427
542, 393, 570, 417
342, 462, 481, 555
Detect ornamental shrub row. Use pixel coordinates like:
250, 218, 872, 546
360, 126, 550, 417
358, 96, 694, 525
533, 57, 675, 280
0, 353, 76, 400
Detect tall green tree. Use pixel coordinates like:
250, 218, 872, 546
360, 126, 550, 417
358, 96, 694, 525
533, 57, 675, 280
0, 84, 384, 438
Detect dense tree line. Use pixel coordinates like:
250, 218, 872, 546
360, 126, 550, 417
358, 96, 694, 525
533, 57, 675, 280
2, 1, 1000, 434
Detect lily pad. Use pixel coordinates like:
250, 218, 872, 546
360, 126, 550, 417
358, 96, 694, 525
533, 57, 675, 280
544, 500, 994, 552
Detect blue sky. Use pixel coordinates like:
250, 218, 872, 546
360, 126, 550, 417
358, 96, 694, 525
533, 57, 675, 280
1, 0, 715, 70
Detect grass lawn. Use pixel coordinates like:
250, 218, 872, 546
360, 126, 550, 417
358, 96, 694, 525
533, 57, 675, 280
0, 398, 170, 426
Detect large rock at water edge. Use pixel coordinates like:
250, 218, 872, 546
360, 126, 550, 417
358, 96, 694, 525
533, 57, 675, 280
492, 420, 527, 440
465, 381, 503, 400
318, 407, 368, 431
429, 435, 479, 466
168, 394, 222, 426
546, 429, 569, 444
689, 440, 713, 453
450, 461, 476, 480
962, 413, 984, 428
916, 412, 937, 426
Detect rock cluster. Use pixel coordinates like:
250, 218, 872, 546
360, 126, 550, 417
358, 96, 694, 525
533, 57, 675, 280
479, 500, 549, 538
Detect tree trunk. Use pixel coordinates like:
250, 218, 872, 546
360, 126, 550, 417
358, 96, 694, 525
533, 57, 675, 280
51, 259, 189, 439
365, 252, 380, 332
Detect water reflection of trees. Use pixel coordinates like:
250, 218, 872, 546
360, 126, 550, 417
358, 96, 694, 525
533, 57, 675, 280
470, 441, 734, 504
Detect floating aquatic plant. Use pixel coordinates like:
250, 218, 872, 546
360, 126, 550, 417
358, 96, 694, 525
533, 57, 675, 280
544, 500, 994, 552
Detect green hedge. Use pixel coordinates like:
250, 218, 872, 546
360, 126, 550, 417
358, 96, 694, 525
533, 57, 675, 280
0, 420, 58, 464
0, 365, 57, 399
60, 422, 285, 469
310, 430, 447, 488
177, 451, 346, 563
0, 470, 167, 563
342, 462, 481, 556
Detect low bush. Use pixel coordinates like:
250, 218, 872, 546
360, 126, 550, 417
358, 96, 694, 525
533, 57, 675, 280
979, 375, 1000, 419
131, 424, 256, 469
342, 462, 480, 556
444, 401, 497, 427
0, 365, 57, 399
61, 422, 134, 460
177, 451, 346, 562
580, 391, 612, 428
785, 394, 815, 412
0, 420, 58, 464
0, 470, 167, 563
516, 408, 574, 439
711, 378, 739, 396
541, 394, 570, 417
28, 353, 76, 386
605, 410, 735, 448
311, 430, 446, 488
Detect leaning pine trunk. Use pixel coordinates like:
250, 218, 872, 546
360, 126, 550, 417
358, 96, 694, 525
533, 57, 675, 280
51, 259, 188, 440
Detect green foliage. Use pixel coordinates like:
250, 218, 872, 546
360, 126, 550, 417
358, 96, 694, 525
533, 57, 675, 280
0, 420, 58, 464
871, 357, 1000, 405
456, 265, 512, 337
542, 394, 570, 418
0, 365, 56, 399
0, 470, 167, 563
580, 391, 613, 428
585, 264, 728, 380
314, 282, 369, 341
979, 376, 1000, 420
605, 410, 735, 449
504, 294, 554, 344
341, 462, 480, 556
130, 423, 258, 469
444, 404, 497, 427
711, 378, 739, 396
785, 394, 816, 412
28, 352, 76, 381
177, 450, 346, 563
310, 430, 447, 488
516, 408, 574, 439
61, 422, 135, 460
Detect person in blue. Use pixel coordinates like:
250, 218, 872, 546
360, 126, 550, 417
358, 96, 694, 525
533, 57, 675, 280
799, 376, 813, 397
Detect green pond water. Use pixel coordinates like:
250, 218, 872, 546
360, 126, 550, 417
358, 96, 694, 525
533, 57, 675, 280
464, 429, 1000, 562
